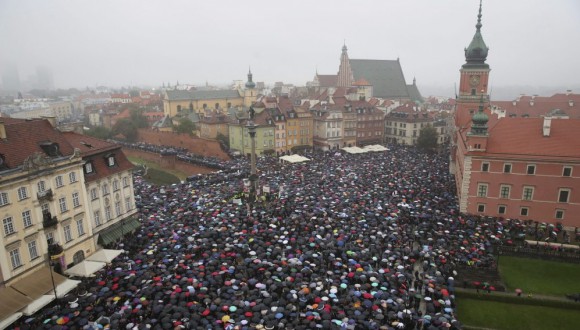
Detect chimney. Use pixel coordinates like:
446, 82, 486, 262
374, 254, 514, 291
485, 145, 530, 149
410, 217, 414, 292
543, 117, 552, 137
566, 89, 572, 96
0, 121, 6, 139
41, 116, 57, 127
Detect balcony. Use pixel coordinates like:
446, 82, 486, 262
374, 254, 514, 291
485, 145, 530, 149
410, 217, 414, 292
43, 212, 58, 228
37, 188, 53, 201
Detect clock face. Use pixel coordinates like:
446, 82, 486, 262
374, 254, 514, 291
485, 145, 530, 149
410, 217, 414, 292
470, 75, 481, 87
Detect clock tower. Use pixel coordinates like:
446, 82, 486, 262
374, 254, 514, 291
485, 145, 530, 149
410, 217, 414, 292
456, 0, 490, 128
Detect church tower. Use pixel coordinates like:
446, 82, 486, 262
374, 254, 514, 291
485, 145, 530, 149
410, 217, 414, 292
337, 43, 354, 87
456, 0, 490, 128
244, 68, 257, 107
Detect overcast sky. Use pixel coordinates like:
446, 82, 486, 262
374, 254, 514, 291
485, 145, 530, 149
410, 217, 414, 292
1, 0, 579, 97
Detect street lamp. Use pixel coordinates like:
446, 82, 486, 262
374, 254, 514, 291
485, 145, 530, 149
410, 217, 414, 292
247, 107, 259, 210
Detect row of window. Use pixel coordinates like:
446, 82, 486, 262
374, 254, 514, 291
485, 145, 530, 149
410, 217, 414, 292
6, 218, 86, 270
477, 184, 571, 202
93, 197, 133, 227
481, 162, 573, 177
89, 178, 131, 201
477, 204, 566, 220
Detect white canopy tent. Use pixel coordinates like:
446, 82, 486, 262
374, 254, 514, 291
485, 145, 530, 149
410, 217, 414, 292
342, 145, 389, 154
55, 279, 81, 298
0, 312, 22, 329
65, 260, 106, 278
21, 295, 55, 316
87, 249, 124, 263
279, 155, 310, 163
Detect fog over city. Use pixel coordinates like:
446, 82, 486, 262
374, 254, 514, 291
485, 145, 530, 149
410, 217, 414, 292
1, 0, 579, 98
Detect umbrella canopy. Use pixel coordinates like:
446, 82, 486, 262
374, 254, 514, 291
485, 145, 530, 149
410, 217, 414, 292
87, 249, 124, 263
65, 261, 107, 277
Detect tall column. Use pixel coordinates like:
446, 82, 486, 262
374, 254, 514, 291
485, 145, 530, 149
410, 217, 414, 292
247, 122, 258, 208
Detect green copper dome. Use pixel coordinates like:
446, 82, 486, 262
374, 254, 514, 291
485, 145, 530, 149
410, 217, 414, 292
471, 96, 489, 135
464, 1, 489, 67
245, 69, 256, 89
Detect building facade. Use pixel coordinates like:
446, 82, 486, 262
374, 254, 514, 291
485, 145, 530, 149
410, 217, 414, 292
453, 2, 580, 227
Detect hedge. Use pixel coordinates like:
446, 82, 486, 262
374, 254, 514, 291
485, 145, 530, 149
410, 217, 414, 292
456, 290, 580, 311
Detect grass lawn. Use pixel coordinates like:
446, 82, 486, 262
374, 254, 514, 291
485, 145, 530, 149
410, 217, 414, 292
127, 156, 184, 185
457, 298, 580, 330
499, 256, 580, 296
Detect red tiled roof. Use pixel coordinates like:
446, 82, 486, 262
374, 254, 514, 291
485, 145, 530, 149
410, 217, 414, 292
0, 118, 75, 169
316, 75, 338, 88
353, 78, 371, 86
491, 93, 580, 118
483, 118, 580, 159
61, 132, 134, 182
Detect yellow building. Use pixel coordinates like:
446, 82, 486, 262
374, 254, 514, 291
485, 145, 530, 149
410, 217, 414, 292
228, 107, 275, 156
0, 118, 137, 324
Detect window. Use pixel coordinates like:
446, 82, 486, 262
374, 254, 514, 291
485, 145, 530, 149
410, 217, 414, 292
558, 189, 570, 203
9, 249, 22, 269
84, 162, 94, 174
94, 210, 102, 227
46, 231, 56, 245
90, 188, 98, 200
3, 216, 15, 236
522, 187, 534, 201
125, 197, 132, 211
55, 175, 64, 188
22, 210, 32, 228
63, 224, 73, 242
477, 184, 488, 197
69, 172, 77, 183
555, 210, 565, 220
477, 204, 485, 212
520, 207, 529, 216
16, 187, 28, 201
37, 180, 46, 192
122, 177, 129, 187
115, 200, 122, 216
76, 219, 85, 236
500, 185, 511, 199
59, 197, 68, 213
28, 240, 39, 260
107, 156, 116, 167
498, 205, 506, 214
563, 166, 572, 177
113, 180, 119, 191
41, 203, 50, 213
0, 192, 8, 206
102, 184, 109, 196
105, 199, 112, 221
503, 164, 512, 173
72, 192, 80, 208
527, 165, 536, 175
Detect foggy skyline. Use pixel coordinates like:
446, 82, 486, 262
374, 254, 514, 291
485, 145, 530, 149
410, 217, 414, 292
1, 0, 579, 97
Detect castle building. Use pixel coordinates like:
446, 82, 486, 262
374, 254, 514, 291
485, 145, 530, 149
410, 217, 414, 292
452, 1, 580, 228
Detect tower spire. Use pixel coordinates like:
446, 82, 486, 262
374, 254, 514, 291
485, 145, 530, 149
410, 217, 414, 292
476, 0, 483, 32
464, 0, 489, 67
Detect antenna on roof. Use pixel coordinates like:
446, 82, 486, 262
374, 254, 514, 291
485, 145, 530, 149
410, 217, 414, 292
454, 83, 458, 99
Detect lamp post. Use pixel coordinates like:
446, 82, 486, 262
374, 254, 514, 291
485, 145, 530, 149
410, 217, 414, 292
247, 107, 259, 210
47, 251, 58, 302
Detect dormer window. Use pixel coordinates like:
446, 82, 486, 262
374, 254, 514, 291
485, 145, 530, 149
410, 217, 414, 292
40, 142, 61, 157
84, 162, 94, 174
105, 154, 116, 167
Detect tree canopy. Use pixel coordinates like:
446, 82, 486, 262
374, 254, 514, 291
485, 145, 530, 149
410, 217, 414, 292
417, 125, 438, 152
174, 117, 195, 135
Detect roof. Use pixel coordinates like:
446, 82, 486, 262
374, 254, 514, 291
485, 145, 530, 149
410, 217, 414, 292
61, 132, 134, 182
491, 93, 580, 118
316, 75, 338, 88
165, 89, 241, 101
349, 59, 409, 99
0, 118, 75, 169
406, 84, 424, 103
480, 118, 580, 160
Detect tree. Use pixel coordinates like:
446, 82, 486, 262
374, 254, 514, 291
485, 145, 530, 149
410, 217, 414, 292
417, 125, 438, 152
112, 118, 138, 141
85, 126, 111, 140
216, 132, 229, 148
129, 108, 150, 128
174, 117, 196, 135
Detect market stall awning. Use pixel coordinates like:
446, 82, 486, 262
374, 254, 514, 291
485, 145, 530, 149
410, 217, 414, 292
65, 260, 106, 278
0, 312, 22, 329
10, 266, 67, 300
87, 249, 124, 263
0, 287, 32, 320
97, 218, 141, 246
21, 295, 55, 316
279, 155, 311, 163
56, 278, 81, 298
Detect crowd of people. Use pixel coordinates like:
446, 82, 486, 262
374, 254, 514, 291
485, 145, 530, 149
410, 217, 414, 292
11, 145, 559, 330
